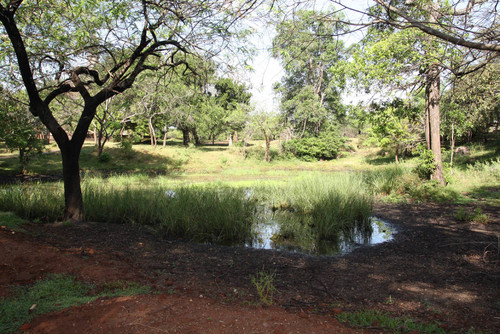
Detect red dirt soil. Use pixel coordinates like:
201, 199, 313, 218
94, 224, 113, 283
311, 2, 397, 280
1, 202, 499, 333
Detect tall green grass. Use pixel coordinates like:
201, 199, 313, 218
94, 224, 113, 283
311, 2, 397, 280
0, 180, 256, 244
254, 173, 374, 241
0, 183, 63, 221
84, 182, 256, 244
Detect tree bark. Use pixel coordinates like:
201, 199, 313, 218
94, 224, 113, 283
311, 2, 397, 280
163, 128, 168, 148
148, 117, 157, 148
191, 128, 201, 145
182, 128, 190, 146
61, 146, 84, 222
425, 64, 445, 185
264, 135, 271, 162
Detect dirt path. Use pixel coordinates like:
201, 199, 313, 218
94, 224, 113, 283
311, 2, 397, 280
1, 202, 499, 333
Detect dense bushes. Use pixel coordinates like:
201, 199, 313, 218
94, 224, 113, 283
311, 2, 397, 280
282, 132, 348, 161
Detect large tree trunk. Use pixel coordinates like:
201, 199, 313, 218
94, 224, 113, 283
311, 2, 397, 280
182, 128, 190, 146
191, 128, 201, 145
61, 147, 84, 222
425, 64, 445, 185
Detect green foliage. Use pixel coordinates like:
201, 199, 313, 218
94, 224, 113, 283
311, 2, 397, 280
250, 271, 277, 306
454, 207, 489, 224
441, 63, 500, 143
273, 9, 348, 136
337, 310, 446, 334
97, 152, 111, 163
0, 93, 45, 173
245, 146, 281, 161
413, 144, 437, 180
282, 131, 347, 161
120, 138, 135, 158
364, 99, 420, 162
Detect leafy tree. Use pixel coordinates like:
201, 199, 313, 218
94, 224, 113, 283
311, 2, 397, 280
0, 0, 262, 221
214, 77, 252, 144
198, 96, 228, 145
441, 62, 500, 170
272, 9, 348, 137
365, 100, 421, 163
349, 19, 452, 184
251, 111, 282, 162
0, 90, 45, 172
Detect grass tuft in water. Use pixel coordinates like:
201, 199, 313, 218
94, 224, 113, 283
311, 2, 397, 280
254, 173, 374, 242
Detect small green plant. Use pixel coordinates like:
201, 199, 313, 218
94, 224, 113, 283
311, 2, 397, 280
97, 152, 111, 163
454, 206, 489, 224
385, 295, 394, 305
472, 208, 489, 224
250, 271, 276, 306
120, 137, 135, 158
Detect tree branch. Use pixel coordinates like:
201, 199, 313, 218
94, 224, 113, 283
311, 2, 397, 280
375, 0, 500, 52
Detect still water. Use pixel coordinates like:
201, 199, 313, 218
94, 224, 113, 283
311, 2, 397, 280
246, 207, 394, 256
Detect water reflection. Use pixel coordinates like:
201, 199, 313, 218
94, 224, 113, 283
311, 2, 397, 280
247, 206, 394, 256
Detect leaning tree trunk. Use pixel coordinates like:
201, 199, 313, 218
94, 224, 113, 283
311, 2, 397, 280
425, 64, 445, 185
61, 146, 84, 222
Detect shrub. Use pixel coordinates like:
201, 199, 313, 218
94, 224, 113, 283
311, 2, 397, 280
413, 144, 436, 180
120, 138, 135, 158
282, 132, 347, 161
97, 152, 111, 163
245, 146, 280, 161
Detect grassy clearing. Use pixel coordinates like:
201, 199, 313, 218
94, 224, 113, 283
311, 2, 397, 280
0, 274, 150, 334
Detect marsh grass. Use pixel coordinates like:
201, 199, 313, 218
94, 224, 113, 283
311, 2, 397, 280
83, 182, 257, 244
254, 173, 374, 242
0, 183, 63, 221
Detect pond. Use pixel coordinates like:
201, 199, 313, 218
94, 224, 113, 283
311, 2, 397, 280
246, 206, 395, 256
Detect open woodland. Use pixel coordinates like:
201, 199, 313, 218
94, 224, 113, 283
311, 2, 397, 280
0, 0, 499, 333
